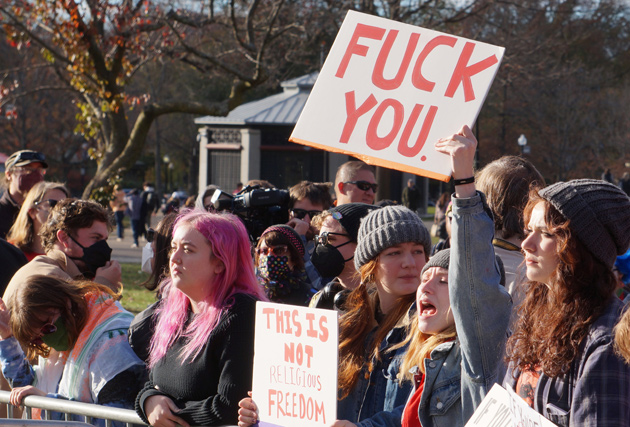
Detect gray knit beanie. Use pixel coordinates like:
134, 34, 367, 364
354, 205, 431, 270
539, 179, 630, 268
420, 248, 506, 287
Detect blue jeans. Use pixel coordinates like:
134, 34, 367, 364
131, 219, 141, 245
114, 211, 125, 238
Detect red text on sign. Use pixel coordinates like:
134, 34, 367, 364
335, 23, 498, 102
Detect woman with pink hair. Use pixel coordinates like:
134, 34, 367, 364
135, 210, 266, 427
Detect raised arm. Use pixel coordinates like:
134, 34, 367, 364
435, 126, 512, 422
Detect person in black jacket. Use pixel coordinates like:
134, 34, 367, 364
0, 238, 26, 296
136, 209, 267, 427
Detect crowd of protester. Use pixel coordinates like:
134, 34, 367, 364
1, 137, 630, 427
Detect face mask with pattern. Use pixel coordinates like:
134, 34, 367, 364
258, 254, 291, 281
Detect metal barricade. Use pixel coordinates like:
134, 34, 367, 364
0, 421, 93, 426
0, 391, 145, 427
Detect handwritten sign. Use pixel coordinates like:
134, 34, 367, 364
252, 302, 338, 427
466, 384, 557, 427
289, 10, 504, 181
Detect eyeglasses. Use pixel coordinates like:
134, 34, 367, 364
13, 167, 46, 176
147, 228, 156, 243
344, 181, 378, 192
316, 231, 350, 246
33, 199, 59, 210
291, 209, 322, 220
257, 245, 289, 257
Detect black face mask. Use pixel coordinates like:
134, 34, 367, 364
311, 241, 353, 278
69, 236, 112, 275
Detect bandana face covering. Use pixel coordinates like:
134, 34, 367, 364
258, 254, 291, 281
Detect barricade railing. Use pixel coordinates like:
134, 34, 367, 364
0, 391, 146, 427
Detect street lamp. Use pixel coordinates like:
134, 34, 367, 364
517, 134, 530, 155
163, 155, 171, 193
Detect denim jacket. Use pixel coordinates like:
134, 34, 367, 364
335, 193, 511, 427
337, 311, 414, 427
415, 192, 512, 427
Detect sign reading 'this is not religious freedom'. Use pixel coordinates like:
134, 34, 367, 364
252, 302, 339, 427
290, 10, 505, 181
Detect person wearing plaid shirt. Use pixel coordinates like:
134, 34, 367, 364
504, 178, 630, 427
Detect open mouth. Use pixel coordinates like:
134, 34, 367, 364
420, 301, 437, 317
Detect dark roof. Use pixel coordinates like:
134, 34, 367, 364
194, 72, 318, 126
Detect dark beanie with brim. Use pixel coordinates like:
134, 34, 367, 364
539, 179, 630, 268
329, 203, 380, 243
421, 248, 506, 286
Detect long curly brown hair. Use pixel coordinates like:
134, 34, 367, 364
506, 194, 615, 377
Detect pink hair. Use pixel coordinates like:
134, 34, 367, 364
148, 209, 266, 368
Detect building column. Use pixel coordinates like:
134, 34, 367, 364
240, 128, 261, 183
197, 127, 209, 191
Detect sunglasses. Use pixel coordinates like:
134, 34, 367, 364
147, 228, 156, 243
291, 209, 322, 220
257, 245, 289, 257
14, 151, 46, 164
34, 199, 59, 209
40, 322, 57, 335
344, 181, 378, 192
316, 231, 350, 246
30, 322, 57, 345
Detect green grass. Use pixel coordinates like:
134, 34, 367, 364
120, 263, 156, 314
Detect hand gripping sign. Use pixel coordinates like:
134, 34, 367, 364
290, 10, 505, 181
252, 302, 339, 427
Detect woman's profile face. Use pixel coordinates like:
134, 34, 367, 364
170, 224, 225, 308
373, 242, 426, 313
416, 267, 454, 335
30, 188, 68, 230
522, 201, 560, 286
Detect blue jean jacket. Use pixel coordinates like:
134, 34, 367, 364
411, 192, 512, 426
337, 314, 414, 427
339, 192, 512, 427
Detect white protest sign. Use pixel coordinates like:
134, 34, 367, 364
289, 10, 504, 181
466, 384, 557, 427
252, 302, 338, 427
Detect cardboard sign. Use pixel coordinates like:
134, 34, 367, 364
252, 302, 339, 427
466, 384, 557, 427
289, 10, 505, 181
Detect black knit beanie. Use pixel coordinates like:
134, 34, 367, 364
539, 179, 630, 268
329, 203, 380, 243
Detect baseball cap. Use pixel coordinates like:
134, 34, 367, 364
5, 150, 48, 170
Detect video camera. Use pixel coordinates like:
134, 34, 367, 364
211, 185, 290, 241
